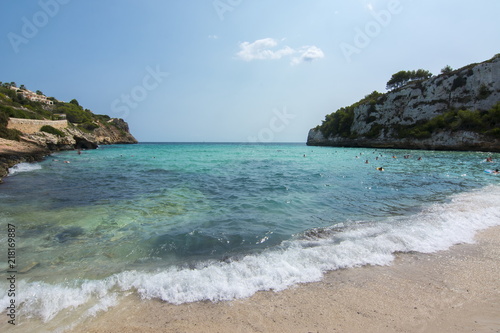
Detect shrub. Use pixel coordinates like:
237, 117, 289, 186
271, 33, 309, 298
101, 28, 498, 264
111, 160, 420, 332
0, 109, 8, 126
386, 69, 432, 90
477, 84, 492, 100
77, 122, 99, 132
441, 65, 453, 74
0, 126, 22, 140
56, 102, 93, 123
485, 128, 500, 138
365, 124, 383, 138
320, 106, 355, 138
64, 107, 93, 123
395, 103, 500, 139
95, 114, 111, 122
40, 125, 65, 137
451, 75, 467, 91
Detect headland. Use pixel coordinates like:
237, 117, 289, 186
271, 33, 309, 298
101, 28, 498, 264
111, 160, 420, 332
0, 83, 137, 181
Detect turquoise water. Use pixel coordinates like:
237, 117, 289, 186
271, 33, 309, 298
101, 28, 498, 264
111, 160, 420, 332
1, 143, 499, 325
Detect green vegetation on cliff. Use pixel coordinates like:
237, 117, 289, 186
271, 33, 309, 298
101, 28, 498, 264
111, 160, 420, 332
318, 91, 383, 139
40, 125, 66, 137
396, 103, 500, 139
0, 106, 22, 140
315, 54, 500, 145
318, 96, 500, 142
0, 82, 122, 140
386, 69, 433, 90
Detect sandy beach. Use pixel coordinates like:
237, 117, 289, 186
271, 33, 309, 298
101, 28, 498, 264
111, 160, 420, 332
62, 226, 500, 333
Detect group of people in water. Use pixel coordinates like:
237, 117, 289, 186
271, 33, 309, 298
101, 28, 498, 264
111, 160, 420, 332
353, 152, 423, 171
352, 152, 499, 174
484, 156, 499, 174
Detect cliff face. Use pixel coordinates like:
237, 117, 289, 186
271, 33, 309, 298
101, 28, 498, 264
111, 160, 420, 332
308, 55, 500, 151
10, 117, 137, 150
0, 83, 139, 181
0, 117, 137, 181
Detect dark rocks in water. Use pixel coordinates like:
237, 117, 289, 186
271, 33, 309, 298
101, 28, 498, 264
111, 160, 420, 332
302, 226, 345, 240
74, 136, 98, 150
55, 227, 85, 243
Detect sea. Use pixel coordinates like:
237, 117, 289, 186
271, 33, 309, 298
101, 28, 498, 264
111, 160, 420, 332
1, 143, 499, 331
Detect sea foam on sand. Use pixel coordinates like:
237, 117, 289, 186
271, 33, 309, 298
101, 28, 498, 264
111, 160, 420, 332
1, 185, 499, 330
8, 162, 42, 176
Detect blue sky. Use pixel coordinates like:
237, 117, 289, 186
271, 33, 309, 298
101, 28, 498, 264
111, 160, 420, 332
1, 0, 499, 142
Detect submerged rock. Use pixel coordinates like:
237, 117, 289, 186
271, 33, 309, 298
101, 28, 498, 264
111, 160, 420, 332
19, 261, 40, 274
55, 227, 85, 243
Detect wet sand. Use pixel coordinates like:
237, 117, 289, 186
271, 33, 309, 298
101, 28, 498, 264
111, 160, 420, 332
65, 226, 500, 333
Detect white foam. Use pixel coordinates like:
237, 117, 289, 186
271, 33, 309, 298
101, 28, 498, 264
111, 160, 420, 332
8, 162, 42, 175
1, 185, 500, 324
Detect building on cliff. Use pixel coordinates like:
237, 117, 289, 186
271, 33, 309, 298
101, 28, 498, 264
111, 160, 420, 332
9, 86, 54, 105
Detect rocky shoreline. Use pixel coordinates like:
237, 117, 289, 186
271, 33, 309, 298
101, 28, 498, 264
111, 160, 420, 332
0, 138, 51, 181
307, 128, 500, 152
0, 118, 137, 182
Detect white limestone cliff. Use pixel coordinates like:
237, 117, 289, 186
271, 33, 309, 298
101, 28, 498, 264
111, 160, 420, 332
308, 54, 500, 152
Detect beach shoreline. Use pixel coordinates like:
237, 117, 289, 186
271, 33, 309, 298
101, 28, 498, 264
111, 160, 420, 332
0, 138, 50, 181
64, 226, 500, 333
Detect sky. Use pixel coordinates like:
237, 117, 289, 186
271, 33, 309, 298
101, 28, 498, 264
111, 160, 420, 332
1, 0, 499, 142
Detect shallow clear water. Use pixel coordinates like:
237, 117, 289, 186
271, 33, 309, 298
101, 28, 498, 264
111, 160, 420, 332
1, 143, 499, 325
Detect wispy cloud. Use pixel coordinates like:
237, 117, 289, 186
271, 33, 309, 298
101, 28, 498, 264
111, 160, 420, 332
236, 38, 324, 66
236, 38, 294, 61
291, 46, 325, 66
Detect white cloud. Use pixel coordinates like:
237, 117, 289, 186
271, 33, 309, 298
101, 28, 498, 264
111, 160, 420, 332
236, 38, 324, 66
291, 46, 325, 66
236, 38, 295, 61
208, 35, 219, 39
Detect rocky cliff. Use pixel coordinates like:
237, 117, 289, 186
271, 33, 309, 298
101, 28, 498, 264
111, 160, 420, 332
15, 117, 138, 151
307, 54, 500, 152
0, 83, 138, 181
0, 117, 137, 181
7, 118, 137, 151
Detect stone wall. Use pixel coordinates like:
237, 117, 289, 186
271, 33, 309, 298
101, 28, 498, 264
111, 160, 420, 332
7, 118, 68, 134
